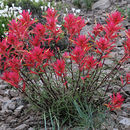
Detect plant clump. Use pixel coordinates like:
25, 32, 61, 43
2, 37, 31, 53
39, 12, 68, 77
0, 8, 129, 129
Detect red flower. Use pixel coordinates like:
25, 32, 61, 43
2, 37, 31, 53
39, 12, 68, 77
96, 37, 115, 56
107, 11, 124, 25
43, 49, 54, 60
104, 21, 122, 39
30, 35, 41, 47
71, 46, 85, 64
92, 24, 103, 37
19, 10, 35, 27
126, 29, 130, 38
34, 23, 45, 37
8, 18, 29, 41
8, 19, 19, 33
23, 51, 35, 67
31, 47, 44, 63
126, 73, 130, 84
46, 8, 57, 18
0, 39, 8, 54
64, 14, 85, 37
85, 56, 97, 70
124, 38, 130, 57
105, 93, 124, 111
8, 57, 21, 72
53, 59, 65, 76
1, 71, 21, 88
74, 35, 90, 51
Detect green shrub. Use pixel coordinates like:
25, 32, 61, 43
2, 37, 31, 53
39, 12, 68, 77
72, 0, 95, 10
127, 8, 130, 21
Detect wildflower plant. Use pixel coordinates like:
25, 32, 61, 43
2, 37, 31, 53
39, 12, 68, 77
0, 9, 129, 128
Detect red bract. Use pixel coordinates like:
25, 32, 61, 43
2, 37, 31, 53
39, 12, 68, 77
7, 33, 18, 45
8, 19, 20, 33
30, 35, 41, 47
0, 39, 8, 54
105, 93, 124, 111
19, 10, 35, 27
107, 11, 124, 25
71, 46, 85, 64
8, 19, 29, 40
126, 29, 130, 38
1, 71, 21, 88
75, 16, 85, 34
104, 21, 122, 39
96, 37, 115, 56
24, 51, 35, 67
33, 23, 45, 37
44, 8, 62, 37
8, 57, 21, 72
46, 8, 57, 18
92, 24, 103, 37
73, 35, 90, 51
46, 17, 57, 31
85, 56, 97, 70
64, 14, 85, 37
124, 38, 130, 57
53, 59, 65, 76
7, 33, 23, 50
126, 73, 130, 84
31, 47, 44, 64
43, 49, 54, 61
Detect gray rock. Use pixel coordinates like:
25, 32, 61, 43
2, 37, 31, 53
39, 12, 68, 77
0, 124, 10, 130
104, 59, 113, 65
0, 101, 2, 110
15, 124, 28, 130
81, 3, 87, 8
28, 127, 34, 130
14, 105, 24, 116
122, 103, 130, 113
92, 0, 111, 10
113, 128, 118, 130
0, 85, 8, 90
80, 25, 93, 36
127, 0, 130, 4
0, 90, 5, 96
7, 101, 16, 111
119, 117, 130, 128
9, 90, 19, 98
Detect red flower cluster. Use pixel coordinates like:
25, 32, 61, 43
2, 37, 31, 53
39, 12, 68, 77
105, 93, 124, 111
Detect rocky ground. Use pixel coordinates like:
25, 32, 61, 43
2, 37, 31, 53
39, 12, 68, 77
0, 0, 130, 129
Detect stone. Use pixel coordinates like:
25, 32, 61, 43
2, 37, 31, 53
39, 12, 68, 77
15, 124, 28, 130
9, 90, 19, 98
122, 103, 130, 113
119, 117, 130, 128
92, 0, 111, 10
14, 105, 24, 116
80, 25, 93, 36
81, 3, 87, 8
0, 101, 2, 110
0, 124, 10, 130
0, 85, 8, 90
104, 59, 113, 66
28, 127, 34, 130
0, 90, 5, 96
127, 0, 130, 4
7, 101, 16, 111
6, 116, 14, 123
113, 128, 118, 130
